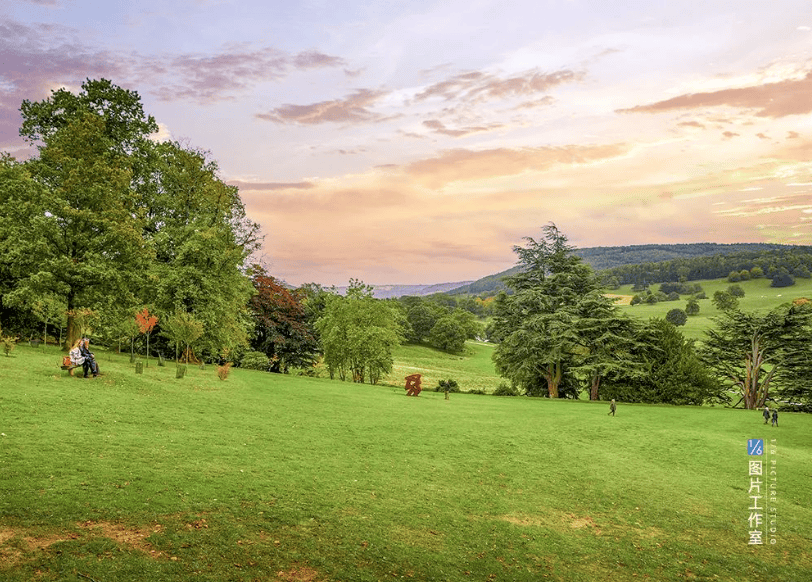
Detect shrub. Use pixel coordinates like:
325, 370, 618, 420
666, 308, 688, 326
728, 284, 745, 298
771, 272, 795, 288
435, 379, 460, 393
240, 350, 270, 371
492, 382, 520, 396
685, 298, 700, 316
217, 362, 232, 381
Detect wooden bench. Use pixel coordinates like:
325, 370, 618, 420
60, 356, 79, 376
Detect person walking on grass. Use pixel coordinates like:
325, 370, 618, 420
763, 406, 770, 424
608, 399, 616, 416
771, 409, 778, 427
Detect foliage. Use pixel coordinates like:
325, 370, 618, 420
666, 308, 688, 326
728, 284, 745, 297
316, 280, 403, 384
161, 309, 204, 364
239, 350, 271, 371
248, 266, 318, 373
0, 324, 17, 356
685, 298, 700, 316
428, 315, 467, 353
493, 224, 633, 399
434, 378, 460, 393
601, 318, 723, 405
701, 303, 812, 408
492, 381, 520, 396
770, 270, 795, 288
216, 362, 232, 381
135, 307, 158, 365
712, 290, 739, 311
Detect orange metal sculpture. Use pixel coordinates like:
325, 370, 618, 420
404, 373, 422, 396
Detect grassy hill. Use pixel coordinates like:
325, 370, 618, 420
614, 276, 812, 340
1, 347, 811, 581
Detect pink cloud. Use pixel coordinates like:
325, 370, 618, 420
256, 89, 389, 125
415, 68, 583, 104
618, 71, 812, 118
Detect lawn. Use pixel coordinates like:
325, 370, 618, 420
1, 346, 810, 581
383, 341, 501, 394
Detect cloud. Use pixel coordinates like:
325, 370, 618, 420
618, 70, 812, 118
677, 121, 706, 129
403, 144, 629, 189
0, 17, 346, 122
229, 180, 315, 191
256, 89, 389, 125
147, 47, 345, 103
415, 68, 583, 104
421, 119, 503, 138
722, 131, 739, 139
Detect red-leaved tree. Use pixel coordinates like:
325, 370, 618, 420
135, 308, 159, 367
248, 266, 318, 373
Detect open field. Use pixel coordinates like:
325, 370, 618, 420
1, 346, 811, 581
383, 341, 501, 394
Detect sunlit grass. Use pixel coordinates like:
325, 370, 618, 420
1, 346, 811, 581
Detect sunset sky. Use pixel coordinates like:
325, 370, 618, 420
3, 1, 812, 286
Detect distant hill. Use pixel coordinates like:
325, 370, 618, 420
333, 281, 474, 299
448, 242, 792, 296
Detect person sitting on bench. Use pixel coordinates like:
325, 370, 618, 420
79, 337, 99, 378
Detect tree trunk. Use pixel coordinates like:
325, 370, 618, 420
545, 361, 562, 398
64, 291, 77, 351
590, 373, 601, 401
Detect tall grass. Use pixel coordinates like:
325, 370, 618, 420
1, 346, 810, 581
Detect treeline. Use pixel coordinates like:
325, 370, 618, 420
448, 243, 796, 297
601, 247, 812, 288
449, 243, 812, 297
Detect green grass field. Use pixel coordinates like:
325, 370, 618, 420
2, 346, 810, 581
383, 341, 501, 394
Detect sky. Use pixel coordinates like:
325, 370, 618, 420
2, 0, 812, 286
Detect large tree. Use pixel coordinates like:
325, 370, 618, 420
142, 141, 260, 357
248, 266, 318, 373
601, 318, 721, 405
7, 107, 150, 348
492, 224, 616, 398
316, 281, 403, 384
4, 79, 260, 356
701, 303, 812, 408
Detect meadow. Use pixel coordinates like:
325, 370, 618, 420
1, 346, 811, 581
614, 276, 812, 340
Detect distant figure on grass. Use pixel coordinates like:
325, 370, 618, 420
80, 338, 99, 378
771, 409, 778, 427
762, 406, 771, 424
404, 374, 422, 397
608, 399, 616, 416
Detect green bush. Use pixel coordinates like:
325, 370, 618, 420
240, 350, 270, 371
492, 382, 520, 396
435, 379, 460, 393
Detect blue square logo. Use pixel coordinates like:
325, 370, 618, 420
747, 439, 764, 456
